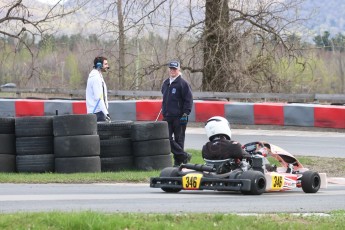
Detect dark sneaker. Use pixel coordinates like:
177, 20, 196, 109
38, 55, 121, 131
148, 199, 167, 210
183, 153, 192, 164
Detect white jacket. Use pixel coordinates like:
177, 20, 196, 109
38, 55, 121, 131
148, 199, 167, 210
86, 69, 109, 116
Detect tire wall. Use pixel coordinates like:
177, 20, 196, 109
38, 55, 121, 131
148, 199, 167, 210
131, 121, 172, 170
97, 120, 134, 172
0, 117, 16, 172
15, 116, 54, 173
1, 115, 173, 173
53, 114, 101, 173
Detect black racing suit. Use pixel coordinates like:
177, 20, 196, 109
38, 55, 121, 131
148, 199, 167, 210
202, 138, 250, 160
161, 75, 193, 164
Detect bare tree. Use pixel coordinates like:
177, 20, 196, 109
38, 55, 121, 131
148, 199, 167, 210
86, 0, 169, 90
6, 0, 308, 93
192, 0, 308, 92
97, 0, 309, 93
0, 0, 91, 85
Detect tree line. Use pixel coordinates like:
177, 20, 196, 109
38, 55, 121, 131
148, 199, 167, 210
0, 0, 344, 94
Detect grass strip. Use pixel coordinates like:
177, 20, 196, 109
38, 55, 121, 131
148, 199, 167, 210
0, 211, 344, 230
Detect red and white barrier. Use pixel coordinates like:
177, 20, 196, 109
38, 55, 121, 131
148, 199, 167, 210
1, 99, 344, 129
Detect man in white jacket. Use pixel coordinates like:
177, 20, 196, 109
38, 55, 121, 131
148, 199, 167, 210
86, 56, 111, 122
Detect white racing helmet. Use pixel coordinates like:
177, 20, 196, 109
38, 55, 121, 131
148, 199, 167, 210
204, 116, 232, 141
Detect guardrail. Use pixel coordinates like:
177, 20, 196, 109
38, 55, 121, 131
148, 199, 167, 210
1, 99, 344, 129
1, 88, 345, 103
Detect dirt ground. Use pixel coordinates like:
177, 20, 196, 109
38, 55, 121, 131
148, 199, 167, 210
299, 156, 345, 177
188, 122, 345, 177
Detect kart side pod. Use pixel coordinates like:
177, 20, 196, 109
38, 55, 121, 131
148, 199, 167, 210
319, 173, 328, 189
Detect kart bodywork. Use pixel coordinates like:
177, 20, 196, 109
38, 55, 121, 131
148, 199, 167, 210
150, 141, 327, 195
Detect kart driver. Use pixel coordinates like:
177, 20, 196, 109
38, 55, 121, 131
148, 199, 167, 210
202, 116, 276, 173
202, 116, 251, 160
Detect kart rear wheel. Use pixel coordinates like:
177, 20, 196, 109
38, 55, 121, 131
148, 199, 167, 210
159, 167, 181, 193
240, 171, 266, 195
301, 171, 321, 193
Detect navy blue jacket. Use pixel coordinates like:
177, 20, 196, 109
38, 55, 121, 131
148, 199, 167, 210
161, 75, 193, 117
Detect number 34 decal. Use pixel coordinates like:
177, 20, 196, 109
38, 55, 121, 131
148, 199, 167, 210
272, 175, 284, 189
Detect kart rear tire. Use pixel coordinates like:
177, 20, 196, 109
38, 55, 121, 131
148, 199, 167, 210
159, 167, 181, 193
301, 171, 321, 193
240, 171, 266, 195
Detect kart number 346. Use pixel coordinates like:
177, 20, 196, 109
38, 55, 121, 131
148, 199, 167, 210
182, 173, 203, 190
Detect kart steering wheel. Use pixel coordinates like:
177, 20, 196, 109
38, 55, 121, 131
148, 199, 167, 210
243, 142, 264, 154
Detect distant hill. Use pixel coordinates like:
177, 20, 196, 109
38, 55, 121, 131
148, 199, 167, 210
302, 0, 345, 36
27, 0, 345, 40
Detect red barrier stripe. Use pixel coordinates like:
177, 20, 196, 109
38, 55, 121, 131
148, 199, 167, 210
136, 100, 162, 121
314, 105, 345, 129
72, 101, 87, 114
254, 103, 285, 125
194, 101, 226, 122
15, 100, 44, 117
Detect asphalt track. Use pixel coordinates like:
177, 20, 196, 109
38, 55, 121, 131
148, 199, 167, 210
185, 128, 345, 158
0, 183, 344, 213
0, 128, 344, 213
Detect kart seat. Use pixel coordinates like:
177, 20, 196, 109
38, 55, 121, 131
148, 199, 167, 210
204, 158, 233, 169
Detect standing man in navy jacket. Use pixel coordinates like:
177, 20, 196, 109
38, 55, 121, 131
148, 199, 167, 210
161, 61, 193, 166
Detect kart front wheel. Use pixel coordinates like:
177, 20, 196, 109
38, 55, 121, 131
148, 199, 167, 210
301, 171, 321, 193
240, 171, 266, 195
159, 167, 182, 193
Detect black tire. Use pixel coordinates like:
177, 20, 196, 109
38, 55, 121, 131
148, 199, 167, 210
16, 136, 53, 155
0, 117, 15, 134
55, 156, 101, 173
54, 135, 100, 157
159, 167, 181, 193
240, 170, 266, 195
16, 154, 54, 173
53, 114, 97, 136
100, 156, 134, 172
97, 120, 133, 138
0, 154, 16, 172
132, 139, 171, 157
134, 154, 172, 171
99, 134, 124, 140
301, 171, 321, 193
100, 138, 132, 157
0, 134, 15, 154
15, 116, 53, 137
131, 121, 169, 141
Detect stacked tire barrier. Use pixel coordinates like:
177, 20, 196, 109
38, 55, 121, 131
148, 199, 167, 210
0, 115, 174, 173
15, 116, 54, 173
131, 121, 172, 170
0, 117, 16, 172
98, 121, 134, 171
53, 114, 101, 173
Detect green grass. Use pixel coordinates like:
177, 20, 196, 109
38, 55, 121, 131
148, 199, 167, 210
0, 170, 160, 183
1, 151, 344, 228
0, 211, 344, 229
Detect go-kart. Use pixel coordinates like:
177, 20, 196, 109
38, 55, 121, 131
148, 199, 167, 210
150, 141, 327, 195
